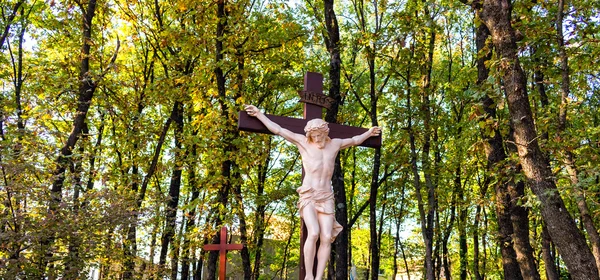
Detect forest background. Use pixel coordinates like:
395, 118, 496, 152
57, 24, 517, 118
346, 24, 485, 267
1, 0, 599, 279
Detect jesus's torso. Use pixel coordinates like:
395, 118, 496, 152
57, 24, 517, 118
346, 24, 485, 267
297, 139, 341, 193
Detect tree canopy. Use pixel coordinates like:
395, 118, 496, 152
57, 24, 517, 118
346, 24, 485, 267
1, 0, 599, 279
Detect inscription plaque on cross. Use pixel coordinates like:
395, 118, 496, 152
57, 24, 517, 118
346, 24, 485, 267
203, 226, 244, 280
238, 72, 381, 279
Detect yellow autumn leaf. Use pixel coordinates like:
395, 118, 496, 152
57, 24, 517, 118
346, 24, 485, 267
178, 2, 187, 12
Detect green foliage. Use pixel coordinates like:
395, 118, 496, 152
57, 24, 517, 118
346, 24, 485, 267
0, 0, 599, 278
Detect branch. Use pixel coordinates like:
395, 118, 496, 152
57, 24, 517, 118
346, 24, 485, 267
348, 198, 370, 228
343, 70, 370, 114
98, 36, 121, 80
378, 165, 401, 185
0, 0, 24, 49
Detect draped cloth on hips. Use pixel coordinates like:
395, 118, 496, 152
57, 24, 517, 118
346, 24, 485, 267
296, 185, 343, 243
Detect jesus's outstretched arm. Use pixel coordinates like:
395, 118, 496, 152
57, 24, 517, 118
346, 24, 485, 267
339, 126, 381, 149
244, 105, 304, 145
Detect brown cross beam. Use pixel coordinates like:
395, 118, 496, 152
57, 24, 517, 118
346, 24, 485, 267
203, 226, 244, 280
238, 72, 381, 279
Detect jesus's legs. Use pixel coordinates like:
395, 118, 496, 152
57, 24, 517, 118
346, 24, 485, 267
314, 213, 334, 280
302, 204, 320, 280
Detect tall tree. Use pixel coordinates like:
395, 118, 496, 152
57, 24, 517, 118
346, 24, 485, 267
476, 0, 600, 278
1, 2, 31, 275
555, 0, 600, 274
206, 0, 240, 278
471, 13, 539, 280
41, 0, 118, 277
304, 0, 348, 278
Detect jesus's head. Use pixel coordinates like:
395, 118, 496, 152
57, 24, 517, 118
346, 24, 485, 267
304, 119, 330, 149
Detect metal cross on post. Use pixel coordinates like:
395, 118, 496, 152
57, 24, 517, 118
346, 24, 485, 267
238, 72, 381, 279
203, 226, 244, 280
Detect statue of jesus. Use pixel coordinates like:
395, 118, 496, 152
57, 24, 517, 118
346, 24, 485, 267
244, 104, 381, 280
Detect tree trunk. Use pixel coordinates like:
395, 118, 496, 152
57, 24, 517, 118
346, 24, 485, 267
120, 46, 154, 277
42, 1, 98, 276
233, 169, 251, 280
409, 81, 435, 280
123, 102, 176, 279
251, 154, 270, 280
495, 180, 524, 280
278, 213, 298, 280
64, 126, 87, 278
367, 45, 382, 280
418, 25, 437, 280
458, 192, 467, 280
181, 138, 200, 280
1, 6, 28, 273
458, 147, 468, 279
392, 185, 408, 280
555, 0, 600, 275
477, 0, 600, 278
159, 101, 184, 278
509, 179, 541, 280
207, 1, 235, 278
472, 20, 493, 280
404, 35, 434, 280
321, 1, 348, 279
473, 204, 483, 280
399, 241, 411, 280
441, 166, 459, 280
541, 224, 560, 280
474, 15, 540, 280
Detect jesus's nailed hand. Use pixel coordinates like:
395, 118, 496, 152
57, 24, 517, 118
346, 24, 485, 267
369, 126, 382, 137
244, 104, 260, 117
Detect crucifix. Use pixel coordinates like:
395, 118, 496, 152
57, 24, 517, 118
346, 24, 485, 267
203, 226, 244, 280
238, 72, 381, 280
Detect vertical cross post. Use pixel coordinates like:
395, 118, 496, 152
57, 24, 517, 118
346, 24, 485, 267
302, 72, 325, 120
203, 226, 244, 280
299, 72, 324, 280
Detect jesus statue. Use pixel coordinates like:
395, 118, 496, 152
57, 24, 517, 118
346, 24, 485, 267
244, 104, 381, 280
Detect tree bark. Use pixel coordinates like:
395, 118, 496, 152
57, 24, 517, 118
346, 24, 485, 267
475, 6, 544, 279
159, 101, 184, 278
509, 179, 540, 280
541, 224, 560, 280
408, 76, 435, 280
477, 0, 600, 278
458, 191, 467, 280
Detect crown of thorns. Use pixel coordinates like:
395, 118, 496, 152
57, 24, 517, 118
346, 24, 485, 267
304, 119, 330, 134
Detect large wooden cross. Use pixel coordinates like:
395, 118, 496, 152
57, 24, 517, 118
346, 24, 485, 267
203, 226, 244, 280
238, 72, 381, 279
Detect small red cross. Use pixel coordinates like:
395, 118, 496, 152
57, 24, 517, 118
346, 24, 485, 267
203, 226, 244, 280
